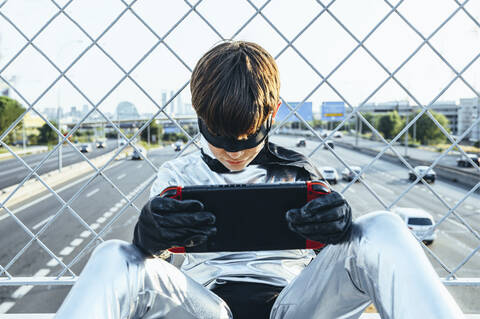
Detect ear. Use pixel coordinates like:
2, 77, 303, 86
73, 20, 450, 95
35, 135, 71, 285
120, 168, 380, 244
272, 101, 281, 121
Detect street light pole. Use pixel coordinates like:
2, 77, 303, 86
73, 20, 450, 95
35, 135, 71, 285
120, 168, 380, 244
404, 113, 409, 157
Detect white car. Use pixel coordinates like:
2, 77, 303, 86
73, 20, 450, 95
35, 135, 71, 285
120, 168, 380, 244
320, 167, 339, 185
393, 207, 437, 245
409, 166, 436, 183
131, 146, 146, 160
341, 166, 363, 182
333, 131, 343, 138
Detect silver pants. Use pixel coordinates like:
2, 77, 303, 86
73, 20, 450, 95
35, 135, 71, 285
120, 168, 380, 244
55, 212, 464, 319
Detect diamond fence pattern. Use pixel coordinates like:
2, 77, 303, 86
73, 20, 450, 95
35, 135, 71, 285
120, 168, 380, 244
0, 0, 479, 293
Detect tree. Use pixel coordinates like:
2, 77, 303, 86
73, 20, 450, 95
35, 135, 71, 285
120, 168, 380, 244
361, 112, 377, 134
413, 110, 449, 145
377, 111, 402, 140
38, 121, 59, 145
140, 121, 163, 143
0, 96, 25, 143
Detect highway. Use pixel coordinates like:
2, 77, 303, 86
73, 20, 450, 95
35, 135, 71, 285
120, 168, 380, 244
0, 140, 118, 190
0, 136, 479, 314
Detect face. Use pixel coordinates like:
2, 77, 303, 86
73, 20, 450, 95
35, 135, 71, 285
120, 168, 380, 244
207, 138, 265, 171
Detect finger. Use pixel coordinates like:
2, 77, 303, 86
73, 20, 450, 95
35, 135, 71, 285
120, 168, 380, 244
150, 197, 204, 213
156, 211, 216, 227
300, 205, 348, 223
182, 234, 209, 247
285, 208, 302, 224
293, 219, 348, 236
160, 225, 217, 242
304, 191, 346, 212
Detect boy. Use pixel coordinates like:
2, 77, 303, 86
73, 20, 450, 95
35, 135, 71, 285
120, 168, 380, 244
55, 41, 463, 319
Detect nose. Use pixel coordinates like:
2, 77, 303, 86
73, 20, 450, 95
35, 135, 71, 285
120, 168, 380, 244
226, 150, 244, 159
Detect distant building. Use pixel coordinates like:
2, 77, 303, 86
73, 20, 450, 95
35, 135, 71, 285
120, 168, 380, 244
115, 101, 140, 120
458, 97, 480, 142
42, 107, 57, 120
429, 101, 458, 135
352, 100, 458, 135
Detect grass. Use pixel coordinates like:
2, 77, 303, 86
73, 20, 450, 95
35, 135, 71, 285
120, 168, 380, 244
419, 143, 480, 154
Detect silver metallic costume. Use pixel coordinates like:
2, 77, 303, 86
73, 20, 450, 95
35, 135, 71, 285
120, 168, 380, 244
55, 141, 464, 318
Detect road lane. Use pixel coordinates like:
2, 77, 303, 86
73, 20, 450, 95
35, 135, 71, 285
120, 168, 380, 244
0, 140, 118, 189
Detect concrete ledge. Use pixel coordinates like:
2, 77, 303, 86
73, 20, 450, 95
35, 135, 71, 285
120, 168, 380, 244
1, 314, 479, 318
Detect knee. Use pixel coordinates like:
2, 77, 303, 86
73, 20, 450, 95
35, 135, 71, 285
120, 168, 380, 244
353, 211, 415, 250
89, 239, 145, 268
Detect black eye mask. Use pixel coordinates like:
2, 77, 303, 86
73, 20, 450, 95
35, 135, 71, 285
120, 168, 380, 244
198, 117, 271, 152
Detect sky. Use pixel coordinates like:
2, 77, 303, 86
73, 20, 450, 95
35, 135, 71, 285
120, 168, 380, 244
0, 0, 479, 118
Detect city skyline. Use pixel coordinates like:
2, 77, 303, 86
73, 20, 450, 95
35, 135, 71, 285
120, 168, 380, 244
0, 0, 479, 116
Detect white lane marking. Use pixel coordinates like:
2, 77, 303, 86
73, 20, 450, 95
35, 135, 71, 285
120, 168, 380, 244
439, 230, 476, 251
46, 257, 63, 267
464, 205, 473, 210
371, 182, 395, 195
11, 268, 50, 299
59, 246, 74, 256
444, 197, 451, 201
103, 211, 113, 218
109, 207, 118, 213
32, 215, 53, 230
136, 164, 142, 169
86, 188, 99, 198
70, 238, 84, 247
120, 199, 127, 204
0, 301, 15, 313
115, 202, 123, 209
90, 223, 100, 230
80, 230, 91, 238
117, 173, 126, 180
96, 216, 106, 224
0, 160, 124, 221
446, 218, 469, 230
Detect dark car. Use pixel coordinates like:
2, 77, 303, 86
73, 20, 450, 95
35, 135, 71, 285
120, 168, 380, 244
296, 139, 306, 147
456, 154, 479, 167
322, 140, 334, 149
79, 144, 91, 153
409, 166, 436, 183
341, 166, 363, 182
174, 141, 182, 152
96, 141, 105, 149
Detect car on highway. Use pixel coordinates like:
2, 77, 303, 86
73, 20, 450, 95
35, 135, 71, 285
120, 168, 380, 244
456, 154, 479, 167
322, 140, 334, 149
79, 144, 92, 153
96, 141, 106, 149
393, 207, 436, 245
320, 167, 338, 185
341, 166, 363, 182
409, 166, 436, 183
333, 131, 343, 138
131, 146, 146, 160
173, 141, 183, 152
296, 139, 306, 147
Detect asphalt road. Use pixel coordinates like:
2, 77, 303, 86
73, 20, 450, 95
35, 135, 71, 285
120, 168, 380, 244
0, 137, 479, 314
0, 140, 118, 190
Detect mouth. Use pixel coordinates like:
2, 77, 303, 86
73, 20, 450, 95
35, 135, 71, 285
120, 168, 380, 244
225, 159, 245, 165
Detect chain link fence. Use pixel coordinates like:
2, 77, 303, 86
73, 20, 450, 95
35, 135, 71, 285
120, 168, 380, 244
0, 0, 479, 313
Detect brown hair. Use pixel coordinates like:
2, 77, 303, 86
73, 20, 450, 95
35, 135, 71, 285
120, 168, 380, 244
190, 41, 280, 137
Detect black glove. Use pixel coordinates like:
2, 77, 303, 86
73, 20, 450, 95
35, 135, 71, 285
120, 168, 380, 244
133, 196, 216, 255
286, 191, 352, 245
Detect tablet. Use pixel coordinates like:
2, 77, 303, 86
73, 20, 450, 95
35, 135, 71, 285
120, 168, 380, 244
159, 181, 330, 253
